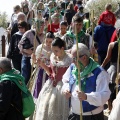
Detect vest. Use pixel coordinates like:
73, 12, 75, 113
69, 63, 102, 112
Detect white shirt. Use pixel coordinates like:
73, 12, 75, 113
62, 65, 111, 115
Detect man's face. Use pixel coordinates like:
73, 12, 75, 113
71, 48, 85, 66
72, 22, 83, 33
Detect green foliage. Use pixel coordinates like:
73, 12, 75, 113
0, 12, 8, 28
29, 0, 38, 4
84, 0, 119, 17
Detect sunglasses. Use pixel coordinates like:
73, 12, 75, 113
73, 55, 84, 61
18, 26, 24, 29
54, 16, 60, 18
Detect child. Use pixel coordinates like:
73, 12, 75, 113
47, 13, 60, 33
54, 21, 68, 38
98, 3, 116, 26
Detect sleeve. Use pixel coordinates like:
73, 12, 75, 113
18, 34, 25, 53
61, 66, 71, 92
74, 5, 78, 12
7, 35, 15, 58
11, 23, 18, 37
110, 30, 117, 42
86, 70, 111, 106
0, 81, 13, 120
18, 31, 30, 53
47, 24, 50, 32
35, 45, 42, 59
93, 26, 98, 42
98, 13, 103, 25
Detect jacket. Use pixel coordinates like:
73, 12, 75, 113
94, 24, 115, 53
7, 32, 23, 59
0, 80, 24, 120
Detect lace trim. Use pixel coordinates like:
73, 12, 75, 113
35, 44, 51, 64
50, 52, 72, 67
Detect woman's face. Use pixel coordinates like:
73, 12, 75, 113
60, 25, 67, 35
45, 38, 53, 47
37, 24, 44, 34
23, 6, 29, 13
37, 11, 42, 18
52, 46, 64, 57
18, 26, 26, 33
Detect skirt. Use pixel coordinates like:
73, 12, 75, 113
108, 92, 120, 120
33, 68, 48, 98
35, 79, 69, 120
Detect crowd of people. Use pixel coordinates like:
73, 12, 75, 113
0, 0, 120, 120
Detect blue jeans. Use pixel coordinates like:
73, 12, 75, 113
21, 56, 31, 84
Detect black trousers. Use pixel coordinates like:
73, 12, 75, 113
68, 111, 104, 120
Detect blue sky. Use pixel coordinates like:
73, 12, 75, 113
0, 0, 21, 21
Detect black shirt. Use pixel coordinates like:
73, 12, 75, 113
111, 41, 118, 63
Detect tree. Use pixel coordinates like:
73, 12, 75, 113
84, 0, 119, 18
0, 12, 8, 29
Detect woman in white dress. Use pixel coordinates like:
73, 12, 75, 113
35, 37, 73, 120
109, 90, 120, 120
31, 32, 55, 100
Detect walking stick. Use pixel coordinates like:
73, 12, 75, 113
91, 10, 94, 48
49, 10, 52, 31
116, 32, 120, 95
75, 24, 83, 120
28, 20, 45, 91
33, 24, 47, 120
27, 20, 38, 90
91, 9, 95, 59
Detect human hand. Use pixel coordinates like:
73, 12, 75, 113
63, 90, 71, 99
77, 91, 87, 101
31, 53, 36, 64
36, 58, 43, 67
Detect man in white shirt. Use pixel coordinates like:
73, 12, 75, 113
62, 43, 111, 120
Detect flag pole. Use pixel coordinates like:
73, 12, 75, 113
116, 32, 120, 95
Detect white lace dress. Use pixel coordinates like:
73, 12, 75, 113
108, 91, 120, 120
31, 44, 51, 99
35, 52, 72, 120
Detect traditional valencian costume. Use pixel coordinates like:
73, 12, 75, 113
63, 30, 90, 50
32, 44, 51, 99
35, 52, 72, 120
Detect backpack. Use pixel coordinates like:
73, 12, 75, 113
0, 69, 35, 118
